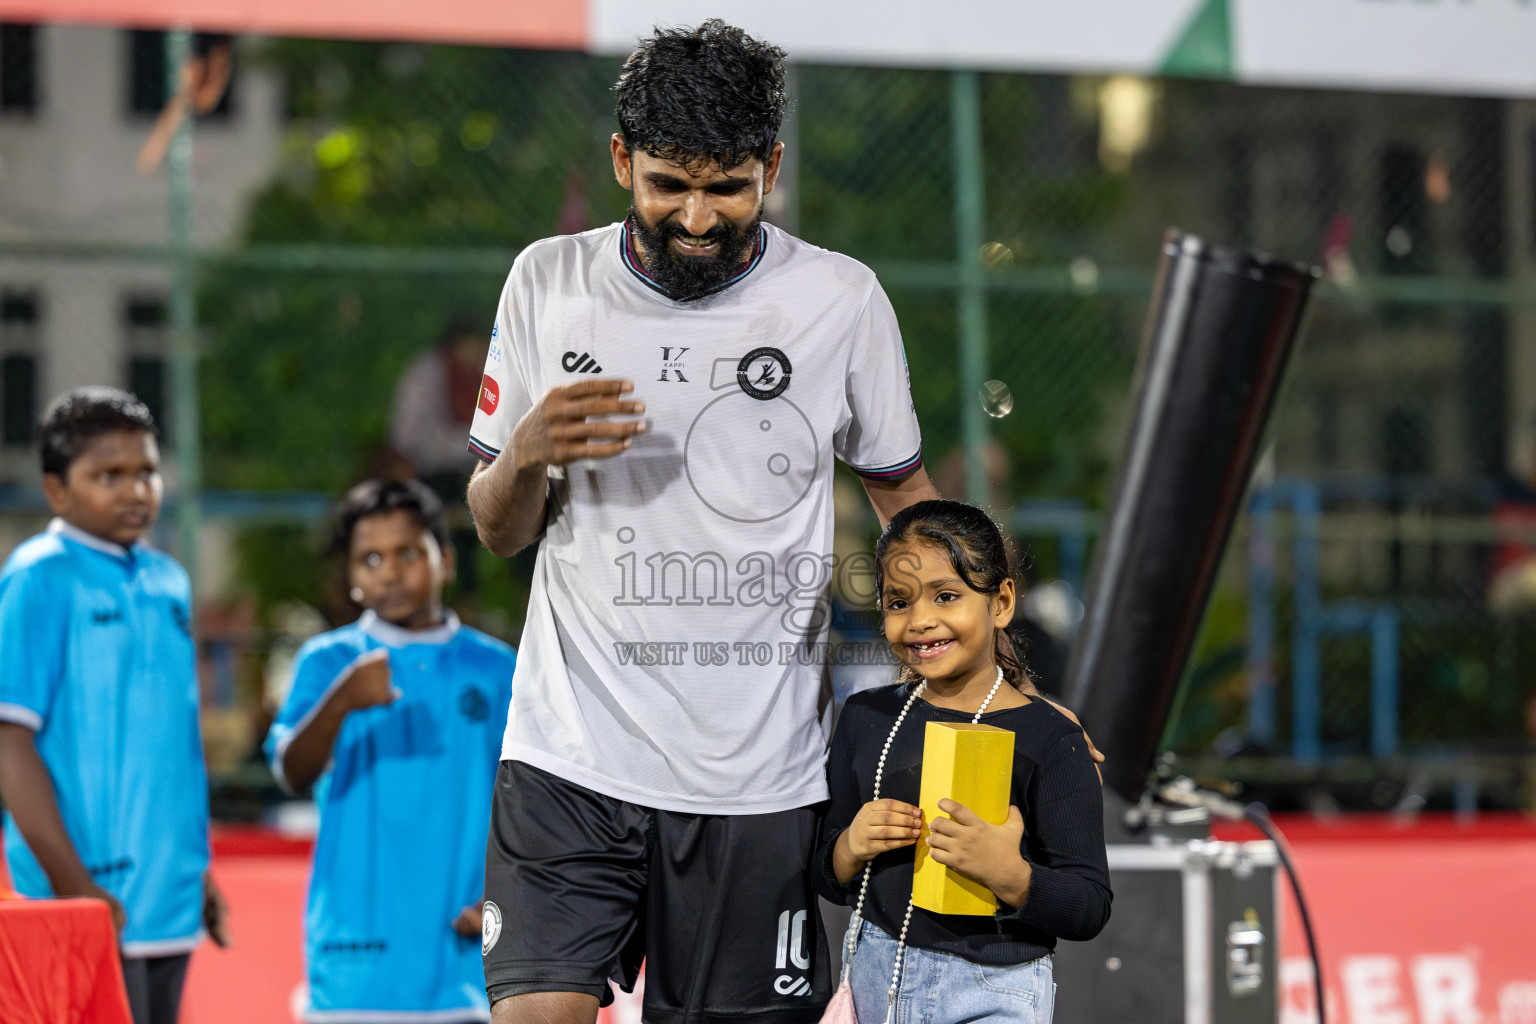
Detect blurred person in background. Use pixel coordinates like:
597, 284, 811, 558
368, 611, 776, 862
1488, 428, 1536, 615
265, 479, 513, 1024
0, 387, 228, 1024
390, 314, 489, 593
465, 19, 939, 1024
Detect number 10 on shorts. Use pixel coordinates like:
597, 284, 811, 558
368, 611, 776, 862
775, 909, 812, 996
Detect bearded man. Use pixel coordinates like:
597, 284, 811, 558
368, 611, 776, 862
466, 21, 938, 1024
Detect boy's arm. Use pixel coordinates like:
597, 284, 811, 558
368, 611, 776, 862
278, 651, 395, 793
0, 723, 125, 930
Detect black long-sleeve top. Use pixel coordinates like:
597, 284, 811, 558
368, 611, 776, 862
815, 683, 1112, 964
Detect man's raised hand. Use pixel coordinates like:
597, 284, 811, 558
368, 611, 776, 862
512, 380, 647, 470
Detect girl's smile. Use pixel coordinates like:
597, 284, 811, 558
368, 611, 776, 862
908, 637, 957, 661
880, 539, 1018, 705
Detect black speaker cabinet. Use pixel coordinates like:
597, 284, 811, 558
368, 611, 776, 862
1054, 840, 1280, 1024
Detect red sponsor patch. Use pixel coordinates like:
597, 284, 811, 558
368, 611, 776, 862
478, 374, 500, 415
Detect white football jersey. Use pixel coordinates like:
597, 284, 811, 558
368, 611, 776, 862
469, 220, 923, 813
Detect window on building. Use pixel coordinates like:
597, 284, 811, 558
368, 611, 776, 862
125, 296, 169, 439
0, 293, 39, 447
128, 30, 234, 119
0, 23, 38, 114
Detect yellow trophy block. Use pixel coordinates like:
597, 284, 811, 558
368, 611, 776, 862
912, 721, 1015, 916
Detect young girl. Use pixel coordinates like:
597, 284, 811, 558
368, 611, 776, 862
817, 500, 1110, 1024
265, 479, 515, 1024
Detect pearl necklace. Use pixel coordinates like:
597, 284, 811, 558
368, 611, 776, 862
844, 666, 1007, 1020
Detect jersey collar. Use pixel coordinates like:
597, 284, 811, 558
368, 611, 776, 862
358, 609, 461, 647
48, 517, 139, 561
618, 219, 767, 303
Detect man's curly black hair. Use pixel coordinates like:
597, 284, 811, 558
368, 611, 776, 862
614, 20, 787, 171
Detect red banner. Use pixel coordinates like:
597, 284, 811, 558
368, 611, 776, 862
14, 816, 1536, 1023
0, 0, 584, 49
1215, 816, 1536, 1024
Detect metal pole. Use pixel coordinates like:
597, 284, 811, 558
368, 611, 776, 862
951, 70, 988, 504
165, 29, 201, 596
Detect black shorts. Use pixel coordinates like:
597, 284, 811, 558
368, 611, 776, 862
482, 760, 831, 1023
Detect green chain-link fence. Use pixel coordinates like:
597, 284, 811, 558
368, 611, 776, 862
5, 30, 1536, 813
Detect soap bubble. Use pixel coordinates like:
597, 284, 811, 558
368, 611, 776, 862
979, 379, 1014, 419
978, 241, 1014, 268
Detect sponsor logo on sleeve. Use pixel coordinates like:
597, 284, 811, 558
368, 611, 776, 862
478, 375, 501, 415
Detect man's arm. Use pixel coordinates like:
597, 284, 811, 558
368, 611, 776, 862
467, 379, 647, 558
466, 458, 550, 559
278, 652, 395, 793
0, 723, 125, 928
861, 465, 941, 528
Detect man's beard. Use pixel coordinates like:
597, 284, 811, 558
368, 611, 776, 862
628, 204, 760, 300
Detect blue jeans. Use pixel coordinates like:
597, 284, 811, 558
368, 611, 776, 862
845, 920, 1055, 1024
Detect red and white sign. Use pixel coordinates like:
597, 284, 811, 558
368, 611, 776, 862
477, 374, 500, 416
1213, 816, 1536, 1024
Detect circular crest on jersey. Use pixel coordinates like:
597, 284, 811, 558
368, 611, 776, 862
737, 347, 792, 401
481, 900, 503, 956
458, 686, 490, 723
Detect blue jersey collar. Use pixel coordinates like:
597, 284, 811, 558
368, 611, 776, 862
358, 609, 461, 647
47, 517, 141, 561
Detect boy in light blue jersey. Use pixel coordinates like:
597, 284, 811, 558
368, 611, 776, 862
267, 479, 514, 1024
0, 387, 227, 1024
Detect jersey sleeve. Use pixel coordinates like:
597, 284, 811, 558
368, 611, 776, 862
467, 263, 538, 463
0, 564, 67, 731
264, 639, 361, 793
833, 279, 924, 481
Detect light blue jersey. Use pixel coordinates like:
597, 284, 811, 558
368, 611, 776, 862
266, 611, 514, 1024
0, 519, 209, 956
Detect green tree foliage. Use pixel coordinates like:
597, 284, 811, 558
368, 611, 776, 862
200, 42, 627, 494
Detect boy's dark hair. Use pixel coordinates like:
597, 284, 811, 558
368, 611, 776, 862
38, 386, 157, 478
332, 479, 451, 556
875, 499, 1030, 688
614, 19, 787, 171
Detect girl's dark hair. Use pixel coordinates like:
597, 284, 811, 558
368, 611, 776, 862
614, 20, 787, 171
38, 386, 157, 478
874, 499, 1029, 688
332, 479, 450, 556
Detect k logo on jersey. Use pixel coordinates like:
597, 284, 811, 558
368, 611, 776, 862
737, 347, 791, 400
478, 375, 500, 415
658, 346, 690, 382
